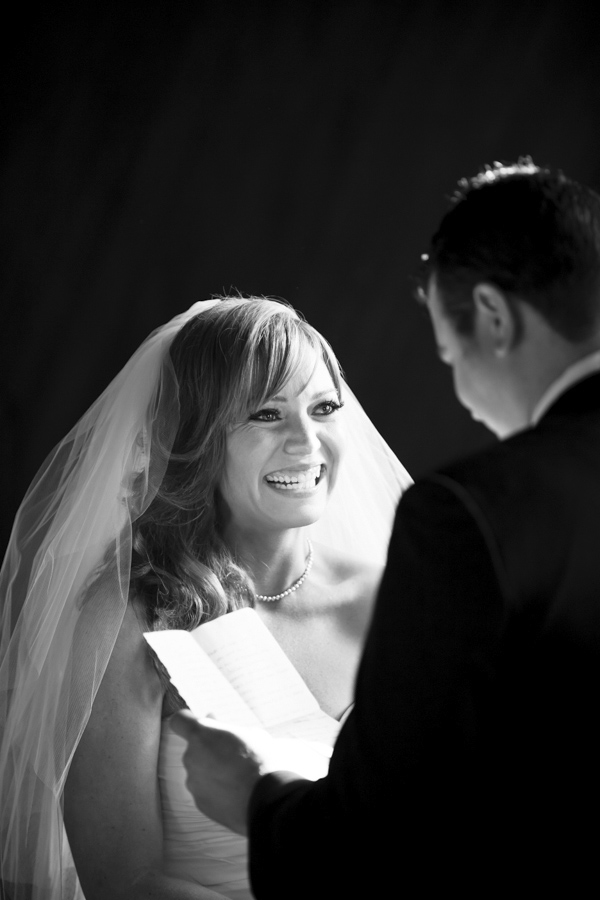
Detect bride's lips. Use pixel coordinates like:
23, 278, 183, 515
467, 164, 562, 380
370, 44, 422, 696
264, 464, 325, 492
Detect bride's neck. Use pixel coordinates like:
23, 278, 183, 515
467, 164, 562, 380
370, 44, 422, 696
224, 527, 311, 597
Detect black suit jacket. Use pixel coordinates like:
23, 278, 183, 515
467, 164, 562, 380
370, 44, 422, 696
248, 373, 600, 897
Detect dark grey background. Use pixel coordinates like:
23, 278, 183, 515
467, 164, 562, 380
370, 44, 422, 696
2, 0, 600, 553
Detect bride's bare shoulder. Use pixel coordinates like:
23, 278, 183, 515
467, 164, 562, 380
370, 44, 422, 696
315, 541, 383, 588
74, 576, 163, 707
311, 543, 383, 639
313, 541, 384, 622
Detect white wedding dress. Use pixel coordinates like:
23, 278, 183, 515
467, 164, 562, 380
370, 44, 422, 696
158, 707, 351, 899
159, 723, 252, 899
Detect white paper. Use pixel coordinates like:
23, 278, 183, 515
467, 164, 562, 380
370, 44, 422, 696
145, 609, 341, 779
191, 608, 322, 727
144, 629, 261, 725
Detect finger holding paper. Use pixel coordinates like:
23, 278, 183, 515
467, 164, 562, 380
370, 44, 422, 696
170, 710, 328, 835
170, 711, 266, 836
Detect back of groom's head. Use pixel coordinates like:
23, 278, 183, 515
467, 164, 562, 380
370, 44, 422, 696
421, 159, 600, 343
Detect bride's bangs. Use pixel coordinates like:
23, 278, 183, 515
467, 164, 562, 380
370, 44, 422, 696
237, 316, 342, 415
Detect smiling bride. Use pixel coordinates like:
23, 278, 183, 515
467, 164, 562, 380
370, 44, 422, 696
0, 296, 411, 900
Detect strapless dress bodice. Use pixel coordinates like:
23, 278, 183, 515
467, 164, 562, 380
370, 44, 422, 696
158, 703, 352, 899
158, 721, 252, 899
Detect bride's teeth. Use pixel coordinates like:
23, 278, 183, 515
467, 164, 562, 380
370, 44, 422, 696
266, 465, 322, 487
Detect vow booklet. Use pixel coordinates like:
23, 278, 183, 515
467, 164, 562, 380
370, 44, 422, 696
144, 608, 341, 779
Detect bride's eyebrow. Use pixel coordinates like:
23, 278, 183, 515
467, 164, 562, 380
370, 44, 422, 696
269, 389, 338, 403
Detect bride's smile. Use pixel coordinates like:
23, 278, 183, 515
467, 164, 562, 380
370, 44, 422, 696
264, 463, 324, 491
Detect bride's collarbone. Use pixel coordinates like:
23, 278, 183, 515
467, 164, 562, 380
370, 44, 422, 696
256, 600, 361, 710
259, 563, 380, 633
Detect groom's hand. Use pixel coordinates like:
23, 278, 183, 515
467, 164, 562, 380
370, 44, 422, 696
170, 710, 270, 836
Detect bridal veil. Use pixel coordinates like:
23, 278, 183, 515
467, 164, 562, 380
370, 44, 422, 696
0, 297, 411, 899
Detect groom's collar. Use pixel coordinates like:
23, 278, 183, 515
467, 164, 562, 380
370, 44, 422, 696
531, 349, 600, 425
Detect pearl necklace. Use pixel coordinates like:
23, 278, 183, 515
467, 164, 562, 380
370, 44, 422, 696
255, 541, 313, 602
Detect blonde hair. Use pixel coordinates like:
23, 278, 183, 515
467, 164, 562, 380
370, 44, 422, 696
131, 296, 342, 629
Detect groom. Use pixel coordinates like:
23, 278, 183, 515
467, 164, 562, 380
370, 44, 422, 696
173, 160, 600, 895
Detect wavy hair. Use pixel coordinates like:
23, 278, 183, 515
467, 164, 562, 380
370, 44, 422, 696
130, 296, 342, 630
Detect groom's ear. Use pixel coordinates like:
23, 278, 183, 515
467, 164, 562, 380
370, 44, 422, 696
472, 283, 517, 357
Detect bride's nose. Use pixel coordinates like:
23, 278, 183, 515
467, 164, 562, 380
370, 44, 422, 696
283, 415, 320, 455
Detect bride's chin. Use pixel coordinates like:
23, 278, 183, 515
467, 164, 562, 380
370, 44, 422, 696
272, 505, 327, 530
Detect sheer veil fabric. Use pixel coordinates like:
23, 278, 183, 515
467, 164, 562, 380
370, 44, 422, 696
0, 299, 411, 899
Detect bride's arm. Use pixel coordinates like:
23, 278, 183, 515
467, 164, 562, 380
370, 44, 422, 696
63, 600, 228, 900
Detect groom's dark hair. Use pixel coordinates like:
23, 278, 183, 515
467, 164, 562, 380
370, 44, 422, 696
419, 158, 600, 342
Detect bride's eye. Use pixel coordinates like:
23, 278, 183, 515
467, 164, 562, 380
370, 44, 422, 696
249, 408, 282, 422
314, 399, 344, 416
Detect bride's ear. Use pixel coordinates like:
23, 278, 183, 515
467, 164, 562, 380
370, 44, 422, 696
472, 283, 517, 357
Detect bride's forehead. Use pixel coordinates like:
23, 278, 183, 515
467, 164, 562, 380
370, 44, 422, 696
275, 356, 336, 398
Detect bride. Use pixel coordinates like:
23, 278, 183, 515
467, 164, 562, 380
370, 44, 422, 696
0, 296, 410, 899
